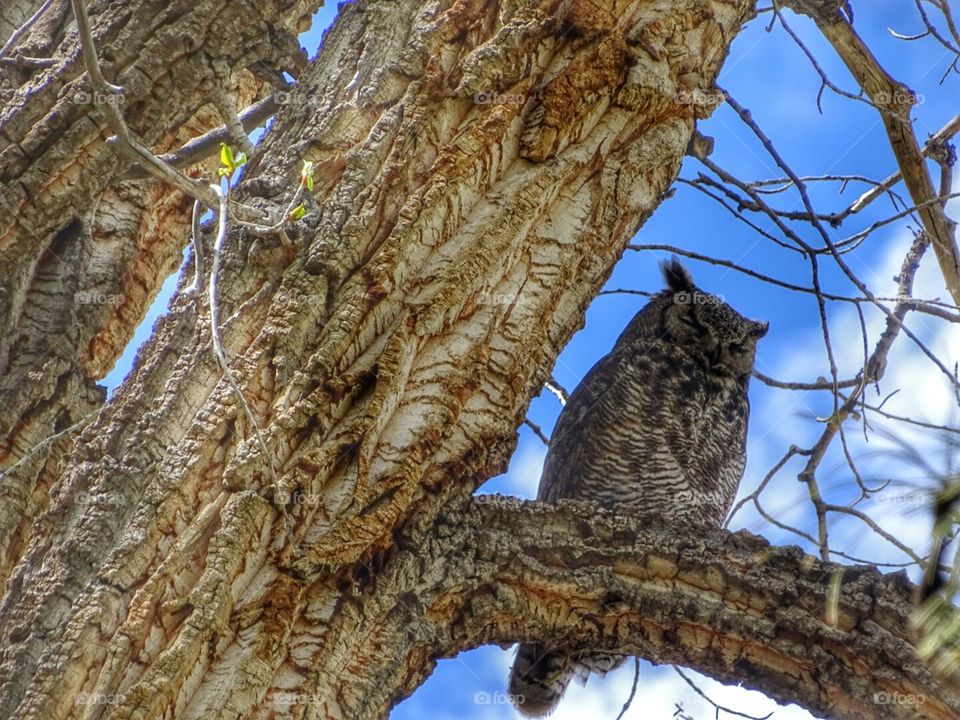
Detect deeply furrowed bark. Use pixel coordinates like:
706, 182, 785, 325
0, 0, 312, 507
3, 1, 950, 719
347, 498, 959, 720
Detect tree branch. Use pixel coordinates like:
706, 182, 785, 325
328, 497, 960, 720
0, 0, 56, 60
123, 96, 277, 180
781, 0, 960, 306
843, 114, 960, 219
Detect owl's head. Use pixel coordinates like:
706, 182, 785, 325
659, 258, 768, 379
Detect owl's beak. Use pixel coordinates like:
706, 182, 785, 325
750, 321, 769, 339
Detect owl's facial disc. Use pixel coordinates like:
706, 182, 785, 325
666, 301, 719, 362
717, 336, 757, 378
665, 299, 766, 379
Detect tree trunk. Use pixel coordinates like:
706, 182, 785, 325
1, 1, 955, 719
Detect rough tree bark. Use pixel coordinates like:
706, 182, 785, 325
0, 1, 955, 719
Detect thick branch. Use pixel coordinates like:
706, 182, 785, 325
337, 498, 960, 720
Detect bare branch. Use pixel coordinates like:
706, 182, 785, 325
183, 198, 206, 298
70, 0, 269, 224
720, 90, 959, 390
843, 114, 960, 218
614, 658, 640, 720
545, 377, 568, 406
674, 667, 773, 720
124, 96, 277, 180
780, 1, 960, 305
211, 72, 256, 158
795, 235, 930, 560
523, 419, 550, 446
0, 0, 56, 60
206, 185, 293, 546
0, 409, 98, 478
353, 498, 960, 720
753, 371, 860, 391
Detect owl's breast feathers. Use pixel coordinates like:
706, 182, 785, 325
538, 336, 751, 525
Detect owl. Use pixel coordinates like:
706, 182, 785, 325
508, 258, 768, 717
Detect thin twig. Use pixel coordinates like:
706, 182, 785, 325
614, 658, 640, 720
753, 371, 860, 391
627, 244, 959, 316
721, 91, 958, 390
207, 185, 295, 546
523, 419, 550, 446
597, 288, 655, 298
727, 445, 806, 528
124, 96, 277, 180
678, 177, 801, 252
842, 114, 960, 219
674, 667, 773, 720
860, 403, 960, 435
0, 409, 98, 479
211, 78, 256, 158
774, 8, 868, 113
70, 0, 265, 222
545, 378, 568, 406
0, 0, 55, 60
184, 198, 205, 297
779, 2, 960, 306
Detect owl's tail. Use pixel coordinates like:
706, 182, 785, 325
508, 643, 575, 717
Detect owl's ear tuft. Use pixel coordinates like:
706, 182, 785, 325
661, 257, 695, 294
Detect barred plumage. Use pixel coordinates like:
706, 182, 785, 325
509, 259, 767, 717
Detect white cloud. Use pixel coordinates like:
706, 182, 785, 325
514, 662, 818, 720
743, 222, 960, 569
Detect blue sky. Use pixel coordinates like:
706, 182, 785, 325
101, 2, 960, 718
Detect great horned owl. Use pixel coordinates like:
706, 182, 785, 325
508, 259, 768, 717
